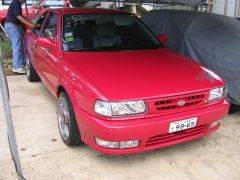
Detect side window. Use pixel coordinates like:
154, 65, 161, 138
33, 12, 48, 37
42, 13, 58, 40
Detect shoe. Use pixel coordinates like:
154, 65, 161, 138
22, 64, 26, 70
12, 67, 27, 74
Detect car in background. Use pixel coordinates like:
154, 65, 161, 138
0, 0, 70, 24
24, 8, 229, 154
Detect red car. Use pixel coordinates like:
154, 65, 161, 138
25, 8, 229, 154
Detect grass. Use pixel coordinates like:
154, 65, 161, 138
0, 33, 13, 75
0, 38, 12, 59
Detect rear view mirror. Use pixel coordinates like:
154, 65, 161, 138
158, 34, 168, 44
37, 37, 54, 49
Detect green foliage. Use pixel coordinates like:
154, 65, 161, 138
0, 38, 12, 59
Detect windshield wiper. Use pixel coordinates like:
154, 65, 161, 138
68, 48, 100, 51
67, 45, 160, 52
112, 45, 160, 51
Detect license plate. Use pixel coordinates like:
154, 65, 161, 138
169, 117, 198, 133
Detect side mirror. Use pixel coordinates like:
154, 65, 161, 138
37, 37, 54, 49
158, 34, 168, 44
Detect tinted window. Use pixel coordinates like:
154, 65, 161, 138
62, 14, 162, 51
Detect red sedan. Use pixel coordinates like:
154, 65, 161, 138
25, 8, 229, 154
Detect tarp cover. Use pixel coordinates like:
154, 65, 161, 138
141, 10, 240, 104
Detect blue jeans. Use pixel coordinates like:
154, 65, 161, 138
4, 23, 26, 69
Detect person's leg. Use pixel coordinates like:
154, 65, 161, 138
18, 26, 26, 66
4, 23, 26, 72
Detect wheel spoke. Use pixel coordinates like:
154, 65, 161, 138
26, 58, 30, 77
57, 97, 70, 141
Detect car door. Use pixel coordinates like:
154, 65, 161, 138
36, 12, 60, 94
25, 12, 48, 70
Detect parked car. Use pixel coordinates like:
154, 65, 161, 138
142, 10, 240, 105
24, 8, 229, 154
0, 0, 70, 24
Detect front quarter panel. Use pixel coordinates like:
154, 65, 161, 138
56, 58, 105, 118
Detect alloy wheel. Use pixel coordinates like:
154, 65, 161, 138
26, 57, 30, 78
57, 97, 70, 141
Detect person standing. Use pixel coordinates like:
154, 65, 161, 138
4, 0, 35, 74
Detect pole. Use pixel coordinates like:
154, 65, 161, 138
0, 49, 25, 180
0, 23, 9, 39
224, 0, 228, 16
238, 0, 240, 17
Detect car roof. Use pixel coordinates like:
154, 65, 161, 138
49, 8, 130, 15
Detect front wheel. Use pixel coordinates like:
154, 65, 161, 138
57, 91, 81, 146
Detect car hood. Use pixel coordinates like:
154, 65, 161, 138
64, 49, 224, 101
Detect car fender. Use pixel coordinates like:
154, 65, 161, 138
57, 78, 78, 107
56, 77, 92, 135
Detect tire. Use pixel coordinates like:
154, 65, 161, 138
57, 91, 82, 146
26, 56, 40, 82
229, 104, 240, 114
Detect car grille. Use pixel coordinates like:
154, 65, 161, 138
145, 125, 207, 147
151, 91, 209, 115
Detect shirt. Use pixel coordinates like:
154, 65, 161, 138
6, 0, 22, 25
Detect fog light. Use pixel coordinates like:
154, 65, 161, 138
210, 119, 223, 128
95, 138, 119, 149
120, 140, 139, 149
95, 138, 139, 149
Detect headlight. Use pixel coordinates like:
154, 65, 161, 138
94, 100, 112, 116
94, 100, 147, 117
208, 87, 226, 101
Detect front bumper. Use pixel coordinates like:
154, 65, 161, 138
75, 100, 229, 154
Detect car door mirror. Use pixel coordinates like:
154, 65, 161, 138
158, 34, 168, 44
37, 37, 54, 48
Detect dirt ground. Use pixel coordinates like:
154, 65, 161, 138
0, 76, 240, 180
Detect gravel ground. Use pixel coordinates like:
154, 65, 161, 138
2, 58, 13, 75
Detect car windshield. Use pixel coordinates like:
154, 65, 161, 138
62, 14, 162, 51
